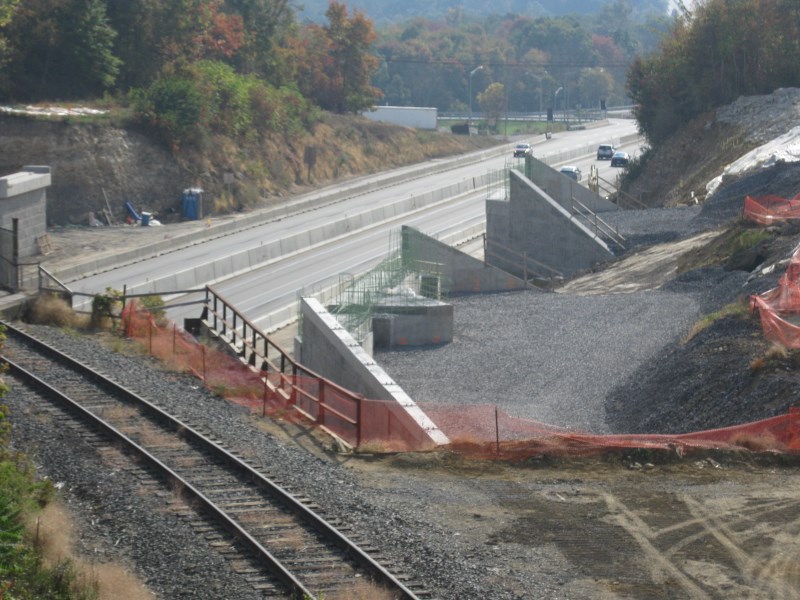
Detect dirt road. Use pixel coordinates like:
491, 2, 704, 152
344, 451, 800, 599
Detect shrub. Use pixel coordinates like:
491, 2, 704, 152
29, 294, 78, 328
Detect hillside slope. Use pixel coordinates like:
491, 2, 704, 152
606, 89, 800, 434
0, 112, 499, 226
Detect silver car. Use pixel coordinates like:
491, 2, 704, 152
559, 165, 582, 181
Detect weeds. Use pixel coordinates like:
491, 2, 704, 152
0, 403, 96, 599
683, 299, 749, 344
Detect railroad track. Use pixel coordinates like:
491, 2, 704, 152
1, 322, 429, 600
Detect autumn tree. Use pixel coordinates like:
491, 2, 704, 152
294, 1, 382, 113
477, 82, 505, 129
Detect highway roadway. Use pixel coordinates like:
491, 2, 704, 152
69, 119, 640, 332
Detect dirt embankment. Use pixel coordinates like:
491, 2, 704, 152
0, 112, 498, 227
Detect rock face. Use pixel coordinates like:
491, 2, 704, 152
0, 116, 184, 226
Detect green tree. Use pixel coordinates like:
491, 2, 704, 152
576, 67, 614, 109
2, 0, 120, 100
226, 0, 295, 82
628, 0, 800, 144
104, 0, 164, 89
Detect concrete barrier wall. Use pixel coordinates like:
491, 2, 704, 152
299, 297, 449, 447
117, 172, 495, 300
401, 225, 527, 293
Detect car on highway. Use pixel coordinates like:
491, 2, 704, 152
513, 143, 532, 158
597, 143, 615, 160
611, 151, 630, 167
559, 165, 582, 181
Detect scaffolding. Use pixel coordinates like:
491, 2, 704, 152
486, 164, 511, 201
325, 229, 453, 342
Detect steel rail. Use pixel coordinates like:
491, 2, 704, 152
1, 321, 424, 600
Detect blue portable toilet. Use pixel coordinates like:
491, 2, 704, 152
182, 188, 203, 220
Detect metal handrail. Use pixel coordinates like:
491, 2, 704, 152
570, 196, 626, 250
201, 285, 364, 447
484, 237, 562, 285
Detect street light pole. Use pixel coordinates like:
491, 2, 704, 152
554, 86, 563, 122
469, 65, 484, 124
526, 72, 545, 119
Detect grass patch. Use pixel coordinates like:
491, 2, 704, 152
678, 224, 773, 273
682, 299, 749, 344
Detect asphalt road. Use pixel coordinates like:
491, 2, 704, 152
61, 119, 640, 332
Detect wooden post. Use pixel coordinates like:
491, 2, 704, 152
495, 406, 500, 455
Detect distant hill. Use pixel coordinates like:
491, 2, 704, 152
295, 0, 670, 25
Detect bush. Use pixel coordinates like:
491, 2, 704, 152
29, 294, 80, 329
132, 61, 317, 150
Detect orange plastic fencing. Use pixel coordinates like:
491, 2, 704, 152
744, 194, 800, 224
422, 404, 800, 459
749, 235, 800, 348
122, 300, 800, 457
120, 301, 434, 451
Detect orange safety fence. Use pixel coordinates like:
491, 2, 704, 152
422, 404, 800, 458
122, 300, 800, 457
749, 231, 800, 347
121, 301, 435, 452
744, 194, 800, 225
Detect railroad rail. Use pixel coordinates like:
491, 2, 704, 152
1, 321, 429, 600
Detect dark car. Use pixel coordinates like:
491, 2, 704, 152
559, 165, 582, 181
513, 143, 532, 158
611, 151, 630, 167
597, 144, 615, 160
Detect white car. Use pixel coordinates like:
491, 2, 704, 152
513, 143, 532, 158
559, 165, 582, 181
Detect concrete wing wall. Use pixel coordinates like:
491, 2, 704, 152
298, 297, 449, 447
401, 225, 527, 293
502, 170, 613, 277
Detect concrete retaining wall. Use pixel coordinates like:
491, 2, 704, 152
401, 225, 526, 293
298, 297, 449, 447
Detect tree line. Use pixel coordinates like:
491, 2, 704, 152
0, 0, 381, 148
628, 0, 800, 144
1, 0, 795, 150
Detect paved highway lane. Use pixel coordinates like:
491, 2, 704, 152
68, 119, 640, 329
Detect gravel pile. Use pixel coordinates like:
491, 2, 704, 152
7, 325, 534, 600
716, 88, 800, 144
377, 160, 800, 437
